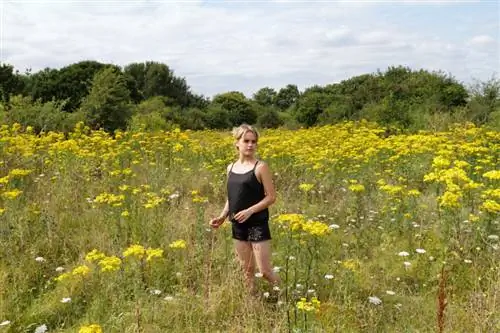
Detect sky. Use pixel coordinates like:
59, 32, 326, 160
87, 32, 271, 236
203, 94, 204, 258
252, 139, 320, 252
1, 0, 498, 98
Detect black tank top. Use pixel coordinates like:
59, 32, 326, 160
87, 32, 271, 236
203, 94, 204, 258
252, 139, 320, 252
227, 161, 269, 224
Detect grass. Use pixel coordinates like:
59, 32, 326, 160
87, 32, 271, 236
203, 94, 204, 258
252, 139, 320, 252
0, 121, 499, 332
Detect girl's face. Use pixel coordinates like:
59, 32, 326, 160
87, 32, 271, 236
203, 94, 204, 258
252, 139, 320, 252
236, 131, 257, 157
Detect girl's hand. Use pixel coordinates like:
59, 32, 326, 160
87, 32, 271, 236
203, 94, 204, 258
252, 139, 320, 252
234, 209, 254, 223
209, 216, 225, 229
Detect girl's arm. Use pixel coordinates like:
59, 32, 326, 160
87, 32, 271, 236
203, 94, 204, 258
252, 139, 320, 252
218, 199, 229, 220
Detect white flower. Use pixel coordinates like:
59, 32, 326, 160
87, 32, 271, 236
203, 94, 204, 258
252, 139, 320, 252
342, 243, 349, 247
255, 272, 263, 278
307, 289, 315, 294
169, 192, 180, 200
404, 261, 411, 267
296, 284, 303, 289
164, 295, 174, 301
464, 259, 472, 264
60, 297, 71, 303
34, 324, 48, 333
398, 251, 409, 257
429, 256, 435, 261
324, 274, 334, 280
55, 266, 65, 273
288, 256, 296, 260
487, 235, 499, 241
0, 321, 11, 326
35, 256, 45, 263
175, 272, 182, 277
368, 296, 382, 305
272, 266, 280, 273
273, 286, 280, 291
386, 290, 396, 295
328, 224, 340, 229
263, 292, 270, 298
150, 289, 162, 295
416, 248, 426, 254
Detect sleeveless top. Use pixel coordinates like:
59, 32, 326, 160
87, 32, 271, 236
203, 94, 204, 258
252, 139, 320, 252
227, 161, 269, 224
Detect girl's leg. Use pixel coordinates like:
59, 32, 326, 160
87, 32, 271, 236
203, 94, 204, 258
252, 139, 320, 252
252, 240, 281, 285
234, 240, 256, 293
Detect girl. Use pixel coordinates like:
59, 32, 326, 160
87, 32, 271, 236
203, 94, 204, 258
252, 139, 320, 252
209, 124, 281, 294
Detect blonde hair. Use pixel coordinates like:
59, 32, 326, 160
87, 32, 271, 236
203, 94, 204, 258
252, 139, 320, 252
232, 123, 260, 142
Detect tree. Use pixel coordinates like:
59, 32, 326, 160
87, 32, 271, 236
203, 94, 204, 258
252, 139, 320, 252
467, 77, 500, 124
80, 67, 132, 132
295, 91, 333, 127
124, 61, 195, 108
28, 61, 110, 111
275, 84, 300, 110
212, 91, 257, 126
0, 64, 24, 102
253, 87, 277, 107
257, 108, 284, 128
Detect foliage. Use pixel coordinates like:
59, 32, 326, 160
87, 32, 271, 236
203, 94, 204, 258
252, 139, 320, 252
0, 121, 498, 332
80, 67, 133, 132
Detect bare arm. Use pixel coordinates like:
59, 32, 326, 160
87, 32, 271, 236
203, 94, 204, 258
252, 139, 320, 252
217, 163, 232, 220
218, 199, 229, 220
248, 162, 276, 214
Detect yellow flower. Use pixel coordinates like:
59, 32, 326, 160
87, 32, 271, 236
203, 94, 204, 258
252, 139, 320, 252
302, 220, 331, 236
169, 240, 187, 249
54, 272, 71, 282
123, 244, 146, 259
2, 189, 23, 200
79, 324, 103, 333
72, 265, 91, 277
296, 297, 321, 312
438, 191, 462, 209
8, 168, 33, 177
298, 183, 314, 192
98, 256, 122, 272
146, 248, 164, 261
483, 170, 500, 180
349, 184, 365, 193
481, 199, 500, 213
85, 249, 106, 263
342, 259, 359, 271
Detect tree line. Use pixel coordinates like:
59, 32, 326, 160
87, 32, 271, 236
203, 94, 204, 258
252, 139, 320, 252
0, 60, 498, 133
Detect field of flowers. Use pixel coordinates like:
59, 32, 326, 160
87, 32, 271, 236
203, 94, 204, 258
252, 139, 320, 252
0, 121, 498, 333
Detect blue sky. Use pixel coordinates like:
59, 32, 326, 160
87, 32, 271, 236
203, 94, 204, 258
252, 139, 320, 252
1, 0, 498, 98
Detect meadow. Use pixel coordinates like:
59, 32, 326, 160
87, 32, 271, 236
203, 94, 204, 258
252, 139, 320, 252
0, 121, 498, 333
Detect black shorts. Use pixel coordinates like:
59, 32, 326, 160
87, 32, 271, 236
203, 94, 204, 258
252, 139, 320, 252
231, 221, 272, 242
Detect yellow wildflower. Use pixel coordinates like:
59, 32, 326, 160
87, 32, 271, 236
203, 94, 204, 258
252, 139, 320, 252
169, 240, 187, 249
2, 189, 22, 200
98, 256, 122, 272
349, 184, 365, 193
79, 324, 103, 333
483, 170, 500, 180
72, 265, 91, 277
85, 249, 106, 263
123, 244, 146, 259
481, 199, 500, 213
146, 248, 164, 261
298, 183, 314, 192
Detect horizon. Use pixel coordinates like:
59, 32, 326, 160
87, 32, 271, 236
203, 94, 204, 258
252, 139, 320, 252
2, 0, 498, 98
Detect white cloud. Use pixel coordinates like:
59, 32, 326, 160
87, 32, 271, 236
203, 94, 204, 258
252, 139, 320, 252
467, 35, 496, 46
2, 1, 498, 97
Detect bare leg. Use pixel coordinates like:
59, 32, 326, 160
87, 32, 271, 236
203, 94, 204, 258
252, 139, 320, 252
252, 240, 281, 285
234, 240, 256, 294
